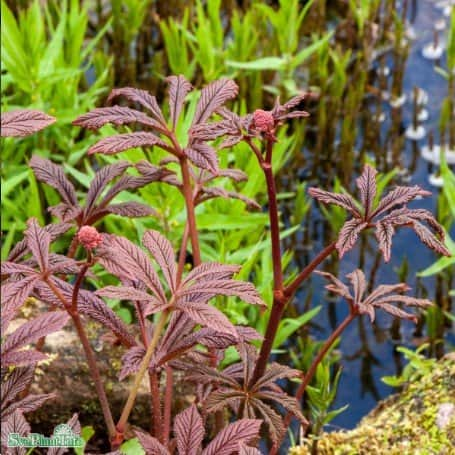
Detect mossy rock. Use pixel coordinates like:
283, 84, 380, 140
290, 358, 455, 455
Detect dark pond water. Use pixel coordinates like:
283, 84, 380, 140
288, 0, 454, 440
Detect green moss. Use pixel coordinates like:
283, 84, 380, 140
290, 358, 455, 454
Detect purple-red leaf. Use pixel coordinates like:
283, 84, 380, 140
96, 286, 168, 314
201, 419, 261, 455
97, 235, 166, 303
119, 346, 146, 380
73, 106, 159, 130
375, 221, 395, 262
2, 350, 48, 368
1, 367, 34, 410
174, 405, 204, 455
176, 301, 237, 337
347, 269, 367, 305
2, 393, 55, 419
249, 398, 283, 443
30, 156, 78, 206
48, 203, 82, 222
308, 188, 361, 217
217, 169, 248, 182
182, 263, 241, 286
104, 202, 157, 218
77, 289, 136, 348
200, 187, 261, 210
48, 254, 81, 274
7, 223, 72, 263
25, 218, 50, 272
372, 186, 431, 218
1, 276, 39, 333
356, 165, 377, 218
85, 161, 130, 212
193, 79, 239, 126
314, 271, 352, 301
239, 444, 262, 455
1, 410, 30, 454
167, 75, 192, 130
180, 280, 265, 308
1, 110, 55, 137
135, 430, 169, 455
184, 143, 219, 174
34, 278, 136, 348
0, 262, 36, 276
88, 132, 169, 155
2, 311, 70, 355
107, 87, 165, 123
336, 219, 368, 258
143, 230, 177, 292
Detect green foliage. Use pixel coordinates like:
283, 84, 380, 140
74, 425, 95, 455
119, 437, 145, 455
382, 344, 435, 387
1, 0, 112, 256
306, 360, 348, 434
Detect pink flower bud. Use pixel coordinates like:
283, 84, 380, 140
77, 226, 103, 249
252, 109, 275, 133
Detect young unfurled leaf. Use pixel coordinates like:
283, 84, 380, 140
1, 110, 55, 137
174, 405, 204, 455
143, 230, 177, 292
167, 75, 192, 130
355, 164, 377, 217
84, 162, 130, 211
30, 156, 78, 206
24, 218, 51, 272
192, 79, 239, 126
107, 87, 165, 124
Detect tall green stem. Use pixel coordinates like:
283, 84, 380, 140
115, 310, 169, 441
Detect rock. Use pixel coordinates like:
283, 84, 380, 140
289, 358, 455, 454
